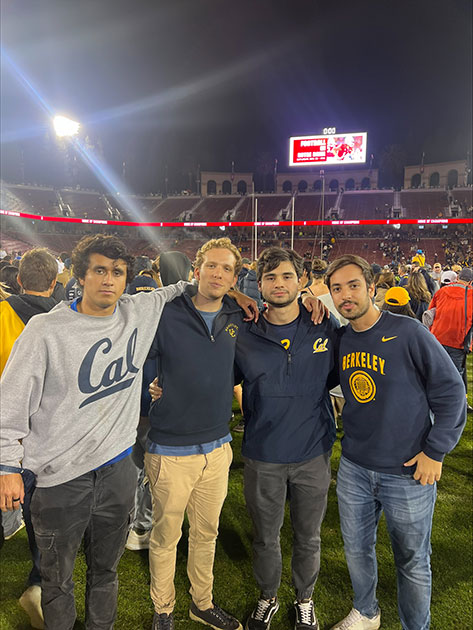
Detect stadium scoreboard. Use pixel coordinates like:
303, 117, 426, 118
289, 131, 367, 167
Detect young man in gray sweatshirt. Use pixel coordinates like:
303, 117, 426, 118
0, 235, 189, 630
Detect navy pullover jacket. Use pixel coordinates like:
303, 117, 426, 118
235, 305, 340, 464
339, 311, 466, 476
148, 285, 243, 446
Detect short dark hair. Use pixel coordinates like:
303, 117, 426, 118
19, 248, 58, 291
0, 265, 21, 295
72, 235, 135, 284
257, 247, 304, 282
325, 254, 374, 291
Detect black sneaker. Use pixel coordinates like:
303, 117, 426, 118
294, 599, 319, 629
246, 597, 279, 629
152, 611, 174, 630
232, 419, 245, 433
189, 601, 243, 630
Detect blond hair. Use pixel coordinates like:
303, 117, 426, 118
194, 238, 242, 276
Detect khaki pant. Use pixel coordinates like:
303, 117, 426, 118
144, 442, 233, 614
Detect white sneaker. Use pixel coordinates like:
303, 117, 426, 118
4, 518, 25, 540
125, 528, 151, 550
331, 608, 380, 630
19, 585, 44, 629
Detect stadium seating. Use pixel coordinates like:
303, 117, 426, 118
150, 197, 199, 222
294, 193, 338, 220
3, 184, 59, 216
401, 190, 449, 219
451, 188, 473, 212
191, 197, 239, 222
60, 190, 109, 219
251, 195, 292, 221
340, 191, 395, 220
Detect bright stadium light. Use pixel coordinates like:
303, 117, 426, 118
53, 115, 80, 137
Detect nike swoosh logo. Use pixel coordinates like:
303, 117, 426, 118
381, 336, 397, 342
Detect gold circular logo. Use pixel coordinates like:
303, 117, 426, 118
349, 370, 376, 404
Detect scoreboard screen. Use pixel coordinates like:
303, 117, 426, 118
289, 132, 367, 166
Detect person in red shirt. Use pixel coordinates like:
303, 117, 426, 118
428, 267, 473, 403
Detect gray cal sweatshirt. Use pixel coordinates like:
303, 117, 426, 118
0, 282, 187, 487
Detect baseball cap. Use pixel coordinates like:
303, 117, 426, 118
241, 258, 251, 264
384, 287, 410, 307
459, 267, 473, 282
441, 270, 458, 284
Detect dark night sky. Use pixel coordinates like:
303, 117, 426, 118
1, 0, 472, 192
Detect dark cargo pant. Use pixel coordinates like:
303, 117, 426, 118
30, 455, 135, 630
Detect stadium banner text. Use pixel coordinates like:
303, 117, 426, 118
1, 209, 471, 228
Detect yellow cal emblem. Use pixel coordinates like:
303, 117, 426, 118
225, 323, 238, 338
349, 370, 376, 403
313, 338, 328, 353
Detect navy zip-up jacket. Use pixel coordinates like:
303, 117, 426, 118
148, 285, 243, 446
235, 305, 340, 464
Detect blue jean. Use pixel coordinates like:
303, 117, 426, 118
336, 456, 436, 630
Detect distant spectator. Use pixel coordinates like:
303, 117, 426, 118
300, 259, 312, 289
406, 272, 431, 320
237, 258, 251, 290
381, 286, 416, 319
431, 263, 442, 283
397, 263, 410, 287
428, 267, 473, 399
306, 258, 329, 298
440, 270, 458, 286
411, 249, 425, 266
374, 271, 395, 309
0, 265, 21, 295
240, 260, 264, 310
158, 251, 192, 286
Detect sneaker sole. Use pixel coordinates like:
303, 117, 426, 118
245, 603, 280, 630
125, 542, 150, 551
5, 520, 26, 540
189, 609, 243, 630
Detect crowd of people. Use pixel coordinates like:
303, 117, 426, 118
0, 234, 471, 630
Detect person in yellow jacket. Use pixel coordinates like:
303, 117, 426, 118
412, 249, 426, 267
0, 247, 58, 630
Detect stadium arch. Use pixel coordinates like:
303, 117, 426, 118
207, 180, 217, 195
282, 180, 292, 193
429, 172, 440, 187
411, 173, 421, 188
298, 180, 308, 192
313, 180, 322, 191
237, 180, 247, 194
447, 169, 458, 188
361, 177, 371, 189
345, 178, 355, 190
329, 179, 339, 192
222, 180, 232, 194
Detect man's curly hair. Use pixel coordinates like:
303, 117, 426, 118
194, 238, 242, 276
72, 235, 135, 284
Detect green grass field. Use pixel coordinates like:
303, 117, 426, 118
1, 358, 472, 629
